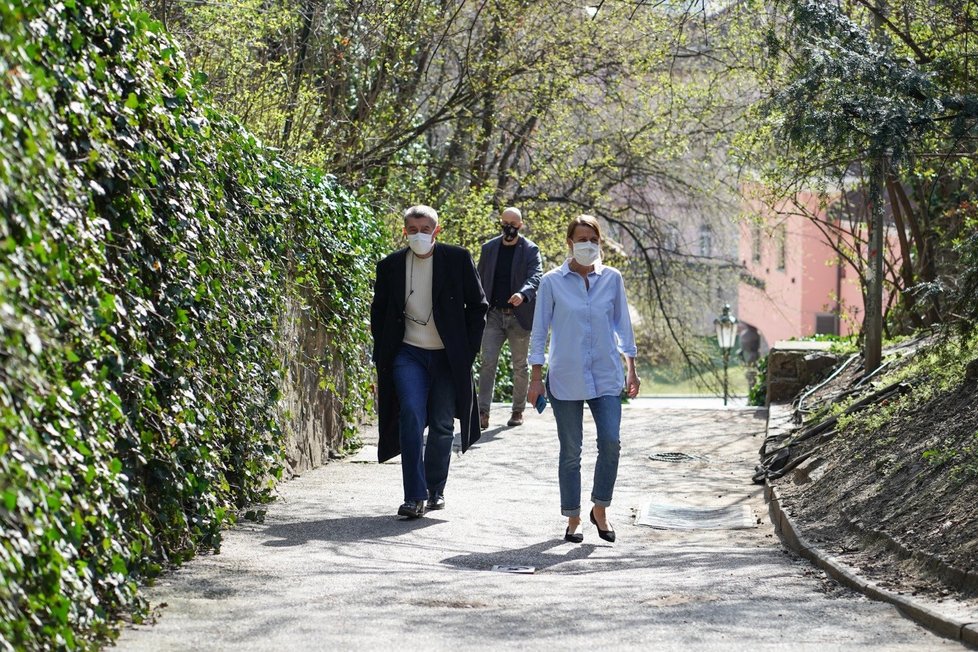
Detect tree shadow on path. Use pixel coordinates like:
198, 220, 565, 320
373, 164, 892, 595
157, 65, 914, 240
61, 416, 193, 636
261, 515, 441, 547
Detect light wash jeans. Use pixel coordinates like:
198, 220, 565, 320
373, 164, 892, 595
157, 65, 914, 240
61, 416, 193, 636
392, 344, 456, 502
547, 385, 621, 517
478, 308, 531, 414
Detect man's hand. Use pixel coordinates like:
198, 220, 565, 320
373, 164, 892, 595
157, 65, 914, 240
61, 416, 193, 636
508, 292, 524, 307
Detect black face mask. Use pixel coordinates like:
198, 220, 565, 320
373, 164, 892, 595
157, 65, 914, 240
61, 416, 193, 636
501, 224, 519, 240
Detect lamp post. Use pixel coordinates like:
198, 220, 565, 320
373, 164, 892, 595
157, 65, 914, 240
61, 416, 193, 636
714, 304, 738, 406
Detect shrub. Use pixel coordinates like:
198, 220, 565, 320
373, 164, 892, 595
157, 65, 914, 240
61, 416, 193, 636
0, 0, 385, 647
747, 355, 768, 406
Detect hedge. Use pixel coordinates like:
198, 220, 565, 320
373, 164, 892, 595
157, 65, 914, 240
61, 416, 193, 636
0, 0, 386, 648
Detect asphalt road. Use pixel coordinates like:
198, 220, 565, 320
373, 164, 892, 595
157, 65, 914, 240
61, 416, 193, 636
117, 399, 962, 651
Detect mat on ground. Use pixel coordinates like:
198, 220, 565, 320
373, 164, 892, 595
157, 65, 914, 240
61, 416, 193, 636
635, 500, 756, 529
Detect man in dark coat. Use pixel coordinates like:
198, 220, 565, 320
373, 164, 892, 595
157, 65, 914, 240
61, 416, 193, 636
476, 207, 543, 429
370, 205, 488, 518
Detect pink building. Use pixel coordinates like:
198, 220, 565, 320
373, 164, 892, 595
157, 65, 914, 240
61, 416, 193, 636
737, 192, 899, 352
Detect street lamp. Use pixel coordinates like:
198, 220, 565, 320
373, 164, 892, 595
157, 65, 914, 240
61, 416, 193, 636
714, 304, 738, 406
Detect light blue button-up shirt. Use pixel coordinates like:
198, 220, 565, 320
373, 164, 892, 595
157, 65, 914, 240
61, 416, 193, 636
529, 259, 638, 401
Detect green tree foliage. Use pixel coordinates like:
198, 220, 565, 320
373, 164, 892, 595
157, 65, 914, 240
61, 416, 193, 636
745, 0, 978, 334
0, 0, 385, 647
150, 2, 689, 222
147, 0, 978, 376
146, 0, 760, 387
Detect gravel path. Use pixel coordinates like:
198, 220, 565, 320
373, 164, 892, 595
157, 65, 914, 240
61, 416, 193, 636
117, 399, 961, 651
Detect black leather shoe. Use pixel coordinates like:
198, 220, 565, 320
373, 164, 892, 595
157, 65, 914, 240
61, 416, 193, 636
564, 526, 583, 544
590, 508, 615, 542
397, 500, 426, 519
426, 493, 445, 511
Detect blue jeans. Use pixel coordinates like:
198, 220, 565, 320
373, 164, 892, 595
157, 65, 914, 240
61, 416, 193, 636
548, 387, 621, 517
392, 344, 457, 502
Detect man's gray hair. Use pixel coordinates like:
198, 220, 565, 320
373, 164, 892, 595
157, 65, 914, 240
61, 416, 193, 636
403, 204, 439, 226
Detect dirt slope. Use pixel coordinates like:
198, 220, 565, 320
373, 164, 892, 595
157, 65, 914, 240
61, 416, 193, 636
763, 334, 978, 600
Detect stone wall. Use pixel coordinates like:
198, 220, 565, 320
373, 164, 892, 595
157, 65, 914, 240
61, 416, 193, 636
277, 293, 350, 476
765, 340, 840, 404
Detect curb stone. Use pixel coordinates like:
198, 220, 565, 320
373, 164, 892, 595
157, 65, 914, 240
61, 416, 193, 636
965, 625, 978, 646
841, 508, 978, 594
766, 479, 978, 646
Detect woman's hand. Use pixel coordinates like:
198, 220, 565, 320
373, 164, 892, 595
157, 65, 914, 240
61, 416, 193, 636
626, 369, 641, 399
527, 378, 546, 407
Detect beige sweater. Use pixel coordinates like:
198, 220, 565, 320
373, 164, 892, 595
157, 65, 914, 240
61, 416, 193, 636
403, 251, 445, 350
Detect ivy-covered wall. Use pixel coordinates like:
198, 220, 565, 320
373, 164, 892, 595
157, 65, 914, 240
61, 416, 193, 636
0, 0, 386, 648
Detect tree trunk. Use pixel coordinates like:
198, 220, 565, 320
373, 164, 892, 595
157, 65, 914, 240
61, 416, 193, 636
885, 175, 920, 326
864, 155, 887, 373
471, 14, 502, 189
281, 0, 315, 148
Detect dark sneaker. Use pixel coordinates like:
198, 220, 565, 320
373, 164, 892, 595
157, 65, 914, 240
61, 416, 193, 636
507, 411, 524, 427
480, 411, 490, 430
426, 493, 446, 511
397, 500, 426, 519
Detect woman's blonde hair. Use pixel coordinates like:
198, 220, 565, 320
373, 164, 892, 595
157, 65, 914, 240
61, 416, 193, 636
565, 214, 601, 241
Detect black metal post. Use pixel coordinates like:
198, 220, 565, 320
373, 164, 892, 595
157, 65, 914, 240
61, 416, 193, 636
722, 348, 730, 406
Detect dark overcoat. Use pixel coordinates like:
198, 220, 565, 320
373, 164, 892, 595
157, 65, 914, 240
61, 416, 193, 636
370, 244, 488, 463
476, 235, 543, 331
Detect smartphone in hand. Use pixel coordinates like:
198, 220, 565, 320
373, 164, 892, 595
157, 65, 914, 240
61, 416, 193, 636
534, 393, 548, 414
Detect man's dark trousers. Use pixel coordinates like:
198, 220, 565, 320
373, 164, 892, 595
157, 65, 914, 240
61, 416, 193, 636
392, 344, 456, 501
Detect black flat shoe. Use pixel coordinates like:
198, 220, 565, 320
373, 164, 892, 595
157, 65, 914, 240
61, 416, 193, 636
397, 500, 426, 519
426, 493, 445, 511
590, 508, 616, 543
564, 526, 583, 544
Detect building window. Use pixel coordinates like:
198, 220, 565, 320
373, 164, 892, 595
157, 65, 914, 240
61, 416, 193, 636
663, 223, 680, 253
815, 312, 839, 335
751, 223, 762, 263
776, 225, 787, 271
699, 224, 713, 257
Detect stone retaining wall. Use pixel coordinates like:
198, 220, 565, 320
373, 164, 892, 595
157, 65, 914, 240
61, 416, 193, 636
765, 340, 840, 404
277, 293, 350, 476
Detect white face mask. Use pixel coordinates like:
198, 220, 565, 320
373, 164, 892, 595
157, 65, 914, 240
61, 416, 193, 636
572, 241, 600, 266
407, 232, 434, 256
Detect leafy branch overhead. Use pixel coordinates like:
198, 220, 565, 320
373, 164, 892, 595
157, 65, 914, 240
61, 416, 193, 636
765, 0, 978, 166
769, 1, 931, 162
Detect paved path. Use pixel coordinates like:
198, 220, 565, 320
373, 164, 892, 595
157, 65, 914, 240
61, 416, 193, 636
118, 400, 961, 650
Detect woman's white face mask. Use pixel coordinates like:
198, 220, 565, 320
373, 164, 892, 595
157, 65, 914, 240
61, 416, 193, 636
407, 232, 434, 256
572, 241, 600, 266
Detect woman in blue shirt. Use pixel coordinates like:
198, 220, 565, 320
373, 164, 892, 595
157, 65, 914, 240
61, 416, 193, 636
527, 215, 641, 544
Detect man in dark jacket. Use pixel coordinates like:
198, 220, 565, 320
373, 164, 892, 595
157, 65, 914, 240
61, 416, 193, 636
476, 207, 543, 429
370, 205, 488, 519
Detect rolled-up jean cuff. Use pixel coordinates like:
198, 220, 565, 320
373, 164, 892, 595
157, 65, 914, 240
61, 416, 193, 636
591, 496, 612, 508
561, 506, 581, 518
